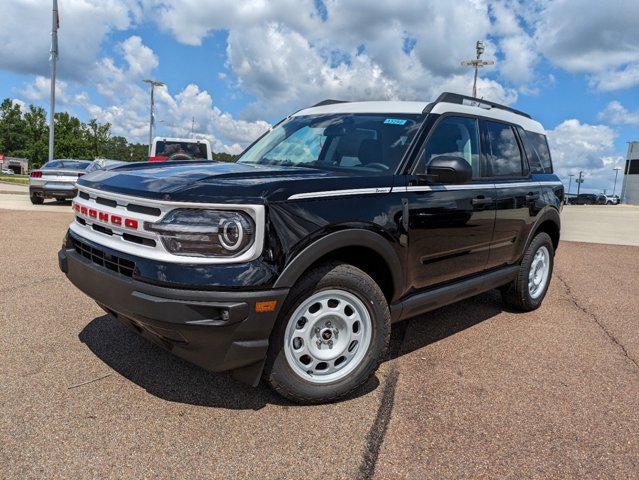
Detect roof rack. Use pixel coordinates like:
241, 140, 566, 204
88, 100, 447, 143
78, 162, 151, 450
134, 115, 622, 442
432, 92, 531, 119
311, 99, 350, 107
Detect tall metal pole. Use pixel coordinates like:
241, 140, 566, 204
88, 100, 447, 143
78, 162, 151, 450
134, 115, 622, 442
612, 167, 621, 197
148, 84, 154, 156
577, 171, 583, 196
568, 174, 574, 196
143, 79, 165, 157
462, 41, 494, 98
48, 0, 59, 164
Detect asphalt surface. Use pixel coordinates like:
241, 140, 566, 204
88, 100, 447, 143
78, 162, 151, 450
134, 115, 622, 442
1, 205, 638, 479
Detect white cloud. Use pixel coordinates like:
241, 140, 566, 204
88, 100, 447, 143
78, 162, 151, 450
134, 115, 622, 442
120, 36, 159, 77
535, 0, 639, 78
0, 0, 135, 80
598, 101, 639, 125
155, 0, 523, 118
589, 64, 639, 92
547, 119, 623, 193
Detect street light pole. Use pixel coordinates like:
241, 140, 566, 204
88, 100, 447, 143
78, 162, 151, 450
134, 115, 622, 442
568, 174, 575, 196
461, 41, 494, 98
576, 171, 584, 196
143, 79, 165, 156
612, 167, 622, 197
48, 0, 59, 164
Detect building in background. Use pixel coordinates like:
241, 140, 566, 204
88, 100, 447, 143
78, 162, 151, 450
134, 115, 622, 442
1, 156, 29, 174
621, 142, 639, 205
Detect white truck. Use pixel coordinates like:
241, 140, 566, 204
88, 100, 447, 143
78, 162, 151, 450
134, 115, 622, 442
149, 137, 212, 162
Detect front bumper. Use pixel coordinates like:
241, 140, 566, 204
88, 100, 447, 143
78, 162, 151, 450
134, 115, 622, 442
58, 241, 289, 386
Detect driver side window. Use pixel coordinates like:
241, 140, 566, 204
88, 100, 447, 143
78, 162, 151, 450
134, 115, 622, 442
418, 116, 480, 177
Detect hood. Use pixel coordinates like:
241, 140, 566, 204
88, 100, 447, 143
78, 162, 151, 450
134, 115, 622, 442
76, 160, 394, 204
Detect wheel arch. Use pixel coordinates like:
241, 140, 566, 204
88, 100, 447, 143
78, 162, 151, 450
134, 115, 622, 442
527, 207, 561, 252
273, 229, 404, 303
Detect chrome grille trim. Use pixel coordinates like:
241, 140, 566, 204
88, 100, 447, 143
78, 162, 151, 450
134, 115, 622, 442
70, 185, 265, 264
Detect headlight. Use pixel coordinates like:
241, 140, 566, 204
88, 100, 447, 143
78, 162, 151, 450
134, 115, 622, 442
144, 209, 255, 257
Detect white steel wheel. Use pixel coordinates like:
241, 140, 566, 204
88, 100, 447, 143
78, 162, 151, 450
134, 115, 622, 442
283, 289, 373, 384
528, 245, 550, 299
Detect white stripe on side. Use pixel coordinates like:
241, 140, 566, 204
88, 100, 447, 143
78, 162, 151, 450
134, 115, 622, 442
288, 187, 392, 200
288, 180, 563, 199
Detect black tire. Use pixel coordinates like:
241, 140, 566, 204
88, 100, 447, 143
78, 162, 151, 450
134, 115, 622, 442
30, 195, 44, 205
501, 232, 554, 311
264, 261, 391, 404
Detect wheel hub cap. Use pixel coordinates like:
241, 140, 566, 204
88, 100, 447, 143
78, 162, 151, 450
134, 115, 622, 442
283, 289, 373, 384
528, 246, 550, 299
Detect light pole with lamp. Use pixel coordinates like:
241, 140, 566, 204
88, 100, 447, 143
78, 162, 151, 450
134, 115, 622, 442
143, 79, 165, 156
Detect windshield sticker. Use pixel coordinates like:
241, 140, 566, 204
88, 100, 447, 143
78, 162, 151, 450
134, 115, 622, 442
384, 118, 407, 125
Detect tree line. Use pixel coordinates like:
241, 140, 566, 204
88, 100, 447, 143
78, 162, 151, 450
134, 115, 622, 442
0, 98, 238, 168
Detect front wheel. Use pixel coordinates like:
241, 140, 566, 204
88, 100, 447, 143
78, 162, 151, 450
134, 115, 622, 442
501, 232, 554, 311
30, 195, 44, 205
265, 262, 391, 404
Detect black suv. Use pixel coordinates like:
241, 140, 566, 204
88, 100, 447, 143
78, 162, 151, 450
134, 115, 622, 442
59, 93, 563, 404
574, 193, 598, 205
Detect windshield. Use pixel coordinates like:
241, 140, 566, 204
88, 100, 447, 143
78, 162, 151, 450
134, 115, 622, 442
42, 160, 90, 170
237, 113, 424, 173
156, 141, 208, 159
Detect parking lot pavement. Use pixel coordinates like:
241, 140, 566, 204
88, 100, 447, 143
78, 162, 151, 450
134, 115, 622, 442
561, 204, 639, 246
2, 209, 638, 479
0, 191, 72, 212
0, 181, 28, 195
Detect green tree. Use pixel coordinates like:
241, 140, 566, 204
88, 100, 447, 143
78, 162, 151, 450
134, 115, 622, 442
0, 99, 27, 155
86, 118, 111, 158
52, 112, 91, 159
19, 105, 49, 168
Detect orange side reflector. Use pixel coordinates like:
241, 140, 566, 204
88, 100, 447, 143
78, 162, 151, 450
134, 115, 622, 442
255, 300, 278, 312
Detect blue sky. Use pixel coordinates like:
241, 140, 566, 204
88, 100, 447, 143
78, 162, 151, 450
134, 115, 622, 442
1, 0, 639, 194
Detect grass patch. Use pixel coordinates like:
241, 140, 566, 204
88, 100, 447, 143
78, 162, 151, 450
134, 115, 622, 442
0, 175, 29, 185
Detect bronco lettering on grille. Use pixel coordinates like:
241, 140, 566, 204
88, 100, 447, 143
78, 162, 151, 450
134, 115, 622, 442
73, 202, 139, 230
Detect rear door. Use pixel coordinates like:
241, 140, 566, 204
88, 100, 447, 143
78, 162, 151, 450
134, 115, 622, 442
480, 120, 542, 269
406, 115, 496, 292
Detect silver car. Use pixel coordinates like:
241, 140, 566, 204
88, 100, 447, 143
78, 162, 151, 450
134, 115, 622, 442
29, 159, 91, 204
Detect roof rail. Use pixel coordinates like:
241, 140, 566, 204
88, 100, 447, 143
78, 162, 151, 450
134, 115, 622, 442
311, 99, 350, 107
432, 92, 531, 119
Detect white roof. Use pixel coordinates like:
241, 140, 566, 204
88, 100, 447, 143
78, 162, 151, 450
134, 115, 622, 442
294, 101, 430, 116
293, 99, 545, 134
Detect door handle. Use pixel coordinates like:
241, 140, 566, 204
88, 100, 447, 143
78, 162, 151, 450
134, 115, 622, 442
525, 192, 540, 201
472, 196, 493, 206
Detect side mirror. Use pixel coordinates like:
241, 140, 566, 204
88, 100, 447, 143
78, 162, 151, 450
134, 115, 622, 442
426, 155, 472, 184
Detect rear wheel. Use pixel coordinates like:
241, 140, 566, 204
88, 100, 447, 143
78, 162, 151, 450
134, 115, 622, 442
501, 232, 554, 311
265, 262, 390, 404
30, 195, 43, 205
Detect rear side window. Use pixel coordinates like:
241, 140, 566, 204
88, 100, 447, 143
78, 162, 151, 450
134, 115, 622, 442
482, 120, 523, 177
419, 116, 480, 177
522, 131, 553, 173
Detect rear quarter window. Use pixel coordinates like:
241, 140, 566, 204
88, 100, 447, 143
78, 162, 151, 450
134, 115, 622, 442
523, 131, 553, 173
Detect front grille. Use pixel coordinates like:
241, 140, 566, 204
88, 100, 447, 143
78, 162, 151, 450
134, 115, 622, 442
71, 236, 136, 278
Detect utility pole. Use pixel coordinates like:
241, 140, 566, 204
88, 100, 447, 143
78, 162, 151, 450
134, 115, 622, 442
576, 171, 584, 195
48, 0, 59, 164
568, 174, 575, 195
612, 167, 622, 197
143, 79, 165, 156
461, 40, 494, 98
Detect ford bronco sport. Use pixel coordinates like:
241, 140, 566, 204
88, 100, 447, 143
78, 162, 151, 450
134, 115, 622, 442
59, 93, 563, 404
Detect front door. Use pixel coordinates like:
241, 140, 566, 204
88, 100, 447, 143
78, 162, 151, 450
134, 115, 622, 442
406, 115, 496, 293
